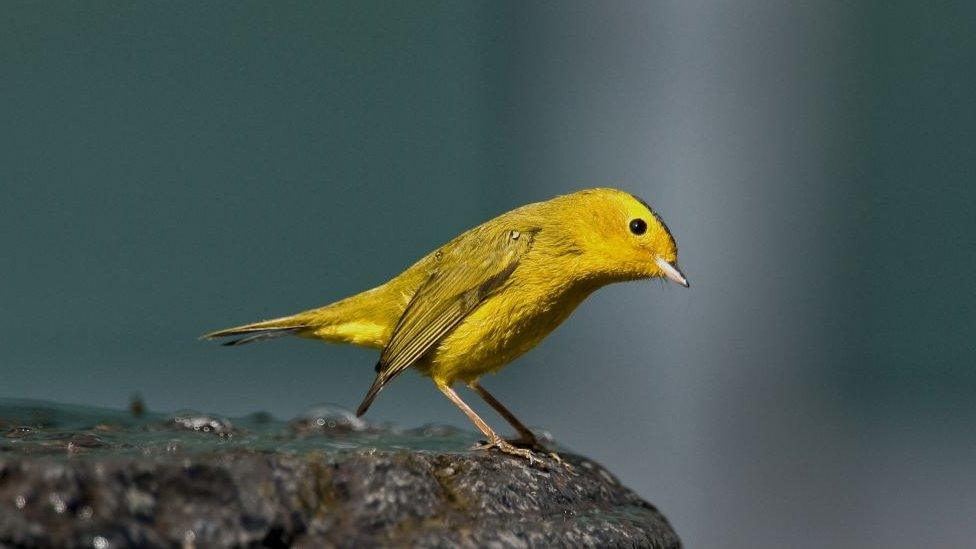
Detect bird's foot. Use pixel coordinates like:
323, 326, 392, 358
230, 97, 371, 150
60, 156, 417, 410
474, 438, 544, 467
505, 437, 570, 469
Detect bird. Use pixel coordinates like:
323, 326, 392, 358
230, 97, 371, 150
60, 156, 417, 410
203, 188, 688, 463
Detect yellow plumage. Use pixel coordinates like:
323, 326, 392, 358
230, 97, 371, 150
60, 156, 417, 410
204, 188, 687, 462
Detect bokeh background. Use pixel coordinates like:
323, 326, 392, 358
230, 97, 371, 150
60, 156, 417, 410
3, 2, 974, 547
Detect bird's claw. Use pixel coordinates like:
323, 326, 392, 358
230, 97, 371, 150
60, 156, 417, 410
474, 438, 544, 466
546, 451, 571, 469
505, 437, 571, 469
473, 438, 574, 469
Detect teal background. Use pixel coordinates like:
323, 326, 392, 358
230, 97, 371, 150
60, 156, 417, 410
2, 2, 974, 547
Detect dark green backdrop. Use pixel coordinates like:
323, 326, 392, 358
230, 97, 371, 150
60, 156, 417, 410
3, 2, 974, 547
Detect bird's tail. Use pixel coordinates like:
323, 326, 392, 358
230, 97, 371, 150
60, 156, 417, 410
202, 285, 395, 349
201, 315, 315, 346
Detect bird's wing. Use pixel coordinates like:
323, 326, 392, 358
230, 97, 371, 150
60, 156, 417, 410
355, 227, 535, 416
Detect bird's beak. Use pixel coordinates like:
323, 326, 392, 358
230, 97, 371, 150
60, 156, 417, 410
655, 257, 690, 288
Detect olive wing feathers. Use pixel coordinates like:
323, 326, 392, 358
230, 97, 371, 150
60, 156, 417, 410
355, 228, 534, 416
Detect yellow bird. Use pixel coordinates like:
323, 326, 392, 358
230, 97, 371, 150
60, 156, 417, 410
203, 188, 688, 462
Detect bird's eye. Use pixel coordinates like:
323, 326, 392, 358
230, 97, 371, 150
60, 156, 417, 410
629, 218, 647, 235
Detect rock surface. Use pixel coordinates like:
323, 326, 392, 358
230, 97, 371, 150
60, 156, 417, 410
0, 399, 680, 548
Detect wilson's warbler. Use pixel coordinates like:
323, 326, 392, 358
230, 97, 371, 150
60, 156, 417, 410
204, 188, 688, 462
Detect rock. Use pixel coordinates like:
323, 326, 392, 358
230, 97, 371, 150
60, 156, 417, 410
0, 399, 680, 548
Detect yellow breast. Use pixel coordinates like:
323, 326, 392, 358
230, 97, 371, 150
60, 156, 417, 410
424, 268, 598, 385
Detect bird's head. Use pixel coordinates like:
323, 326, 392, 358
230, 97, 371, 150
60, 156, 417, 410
553, 188, 689, 287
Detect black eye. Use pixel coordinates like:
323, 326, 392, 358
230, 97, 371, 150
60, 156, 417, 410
629, 218, 647, 235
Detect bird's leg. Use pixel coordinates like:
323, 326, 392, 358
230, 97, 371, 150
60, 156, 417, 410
468, 382, 540, 449
469, 382, 566, 466
436, 382, 541, 465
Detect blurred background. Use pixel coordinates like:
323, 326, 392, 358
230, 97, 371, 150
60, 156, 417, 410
3, 1, 974, 547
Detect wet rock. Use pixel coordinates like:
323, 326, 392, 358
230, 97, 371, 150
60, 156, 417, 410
0, 451, 679, 548
404, 423, 466, 438
0, 400, 680, 548
4, 426, 33, 439
0, 431, 113, 456
63, 433, 111, 450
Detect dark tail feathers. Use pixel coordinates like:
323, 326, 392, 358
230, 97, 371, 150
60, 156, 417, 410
202, 315, 312, 347
216, 327, 304, 346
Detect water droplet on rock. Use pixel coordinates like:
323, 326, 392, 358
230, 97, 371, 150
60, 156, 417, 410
167, 412, 237, 437
5, 426, 33, 438
49, 493, 66, 514
290, 403, 368, 436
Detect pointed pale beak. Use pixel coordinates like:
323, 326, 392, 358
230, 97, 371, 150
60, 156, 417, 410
655, 257, 690, 288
